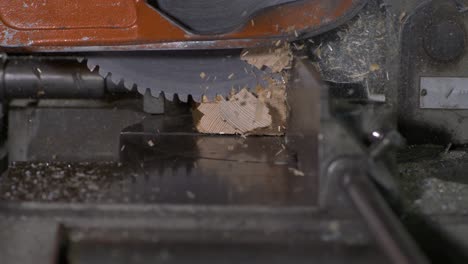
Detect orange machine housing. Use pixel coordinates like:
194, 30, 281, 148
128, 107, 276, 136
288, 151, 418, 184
0, 0, 365, 51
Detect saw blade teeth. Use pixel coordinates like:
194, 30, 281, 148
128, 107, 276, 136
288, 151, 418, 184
123, 79, 135, 90
149, 88, 162, 99
95, 66, 105, 77
176, 93, 189, 103
187, 94, 194, 103
110, 74, 124, 86
182, 94, 191, 103
83, 52, 266, 103
190, 94, 200, 103
129, 83, 138, 92
117, 79, 126, 87
86, 60, 98, 72
174, 94, 183, 103
96, 67, 112, 82
163, 92, 175, 102
137, 86, 148, 96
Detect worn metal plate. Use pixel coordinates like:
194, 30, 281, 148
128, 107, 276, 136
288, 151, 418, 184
0, 218, 62, 264
398, 0, 468, 144
8, 100, 148, 162
420, 77, 468, 109
0, 0, 137, 29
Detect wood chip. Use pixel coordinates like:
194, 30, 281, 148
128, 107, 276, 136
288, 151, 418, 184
186, 191, 196, 199
369, 63, 380, 72
289, 168, 305, 177
257, 77, 288, 124
241, 44, 292, 73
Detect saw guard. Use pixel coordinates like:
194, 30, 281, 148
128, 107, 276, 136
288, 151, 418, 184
0, 0, 366, 51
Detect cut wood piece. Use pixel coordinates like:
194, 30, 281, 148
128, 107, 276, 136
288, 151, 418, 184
241, 45, 292, 73
258, 77, 288, 124
197, 103, 237, 134
195, 75, 289, 136
219, 89, 272, 133
254, 76, 289, 136
196, 89, 272, 134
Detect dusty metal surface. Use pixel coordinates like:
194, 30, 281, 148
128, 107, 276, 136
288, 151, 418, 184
0, 55, 423, 263
0, 0, 367, 51
0, 218, 61, 264
8, 100, 148, 162
0, 203, 377, 264
398, 145, 468, 214
398, 0, 468, 144
68, 241, 383, 264
0, 133, 302, 205
1, 107, 311, 206
398, 145, 468, 255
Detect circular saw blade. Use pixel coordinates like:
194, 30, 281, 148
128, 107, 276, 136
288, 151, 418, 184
85, 50, 273, 102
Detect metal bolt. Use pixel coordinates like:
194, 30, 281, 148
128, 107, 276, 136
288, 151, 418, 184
421, 89, 427, 96
424, 20, 466, 62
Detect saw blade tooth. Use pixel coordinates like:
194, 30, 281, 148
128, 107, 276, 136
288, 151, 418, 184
86, 60, 98, 72
96, 67, 111, 81
123, 79, 135, 90
190, 93, 200, 103
182, 94, 191, 103
129, 83, 138, 92
137, 86, 148, 97
163, 92, 175, 102
117, 79, 126, 88
175, 93, 189, 103
187, 94, 194, 103
109, 73, 124, 86
149, 88, 162, 99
